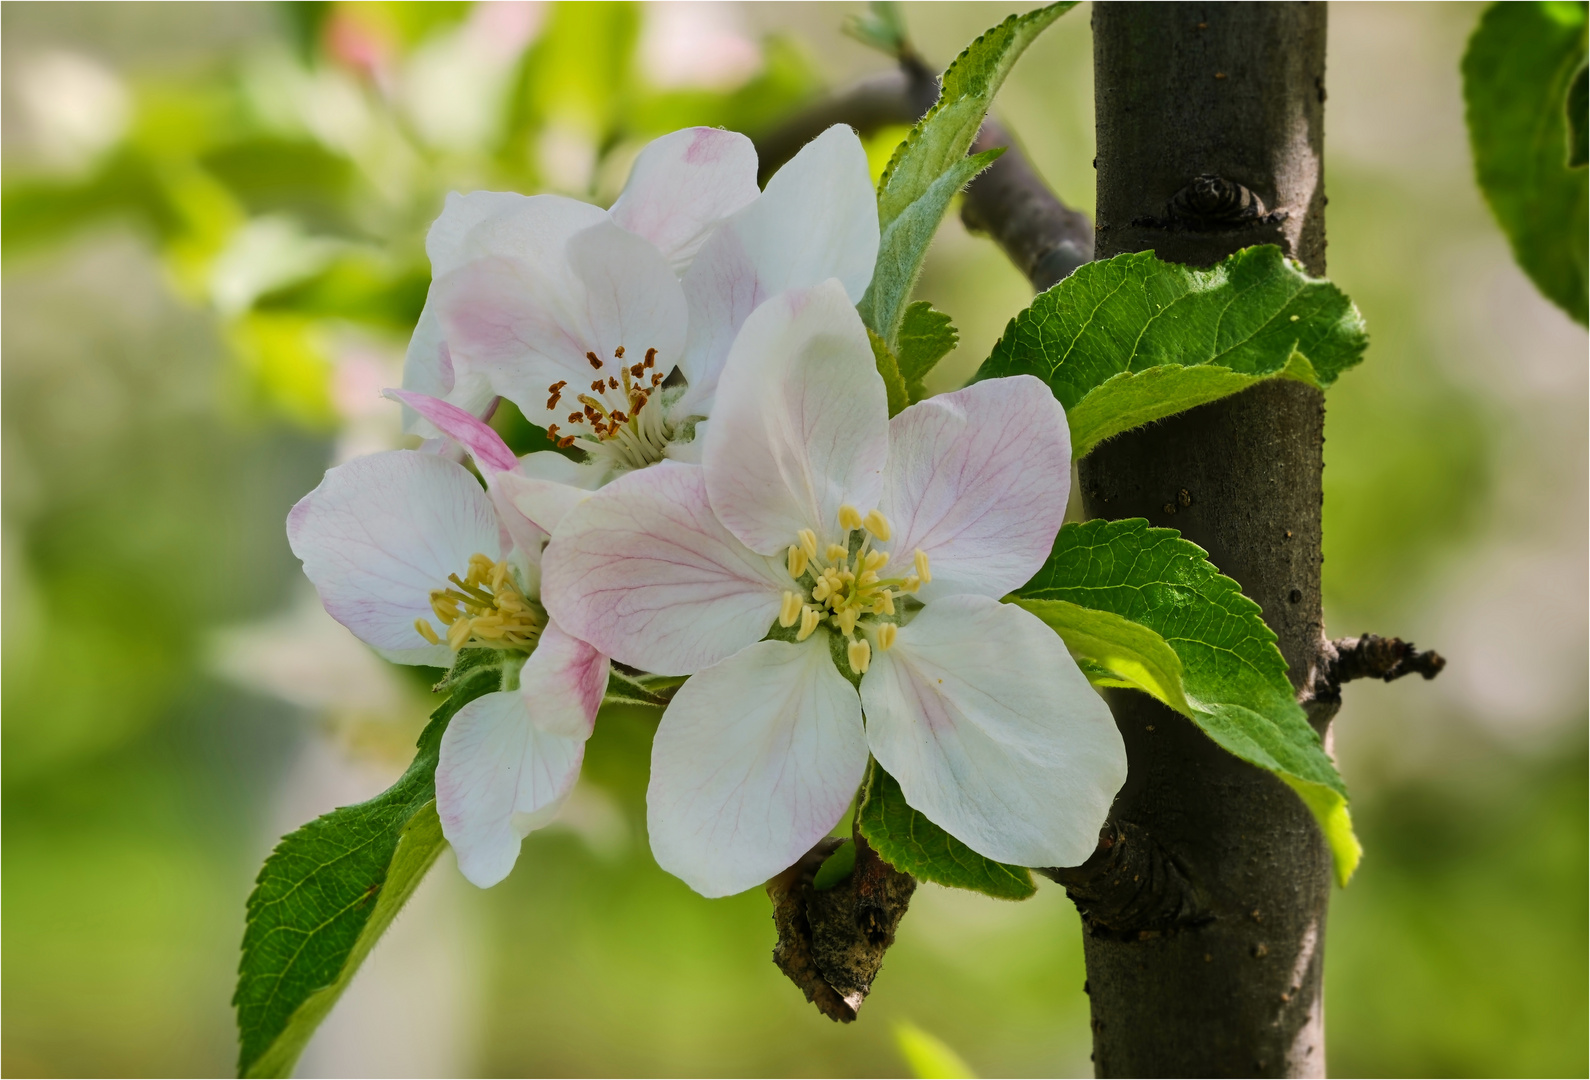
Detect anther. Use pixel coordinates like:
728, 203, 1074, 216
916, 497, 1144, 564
787, 545, 809, 579
839, 505, 863, 532
644, 347, 657, 368
586, 351, 603, 369
862, 509, 892, 541
812, 577, 833, 602
608, 377, 619, 390
614, 346, 625, 359
591, 379, 606, 393
779, 591, 802, 628
863, 550, 889, 572
630, 363, 645, 378
798, 529, 818, 559
836, 607, 860, 637
876, 623, 897, 651
569, 411, 585, 424
797, 607, 820, 642
415, 618, 441, 645
847, 637, 872, 674
825, 543, 848, 564
914, 549, 932, 584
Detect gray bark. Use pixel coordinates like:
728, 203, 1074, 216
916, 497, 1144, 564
1073, 4, 1333, 1076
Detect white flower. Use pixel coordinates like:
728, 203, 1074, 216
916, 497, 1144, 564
402, 123, 878, 498
288, 395, 609, 888
540, 281, 1128, 897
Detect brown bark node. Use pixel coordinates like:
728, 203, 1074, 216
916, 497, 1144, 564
1075, 4, 1332, 1076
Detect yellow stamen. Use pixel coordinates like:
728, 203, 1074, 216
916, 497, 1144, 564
798, 529, 818, 559
779, 590, 802, 628
423, 553, 542, 652
914, 548, 932, 584
863, 550, 889, 572
903, 574, 921, 593
825, 543, 848, 564
836, 606, 859, 637
839, 504, 863, 532
415, 618, 441, 645
876, 623, 897, 651
787, 545, 809, 579
862, 509, 892, 541
797, 607, 820, 642
812, 577, 833, 602
847, 637, 872, 674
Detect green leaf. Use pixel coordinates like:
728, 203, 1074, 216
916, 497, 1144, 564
1463, 0, 1589, 324
869, 328, 911, 417
975, 246, 1367, 456
812, 839, 858, 891
857, 760, 1036, 900
896, 301, 959, 402
844, 2, 910, 58
894, 1020, 978, 1079
1568, 61, 1588, 167
857, 2, 1076, 349
234, 650, 504, 1078
602, 666, 686, 709
1013, 518, 1360, 885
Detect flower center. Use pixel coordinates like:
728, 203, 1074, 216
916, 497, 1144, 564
544, 346, 672, 470
416, 553, 542, 652
777, 505, 930, 674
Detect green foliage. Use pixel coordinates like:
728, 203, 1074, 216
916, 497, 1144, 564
602, 667, 686, 709
1463, 1, 1589, 324
234, 650, 503, 1078
857, 2, 1075, 350
843, 2, 910, 59
975, 246, 1368, 456
857, 760, 1036, 900
812, 838, 857, 891
894, 1020, 978, 1079
869, 328, 912, 417
896, 301, 959, 403
1013, 518, 1361, 885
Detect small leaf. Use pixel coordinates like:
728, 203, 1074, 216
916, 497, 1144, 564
895, 1020, 978, 1079
1568, 61, 1588, 168
1462, 0, 1588, 324
858, 2, 1077, 349
1015, 519, 1360, 885
844, 2, 910, 58
857, 760, 1036, 900
812, 839, 858, 891
234, 650, 504, 1078
975, 246, 1366, 455
868, 329, 911, 417
896, 301, 959, 401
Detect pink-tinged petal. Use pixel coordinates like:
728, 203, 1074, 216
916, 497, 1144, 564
445, 191, 605, 269
287, 450, 503, 663
384, 388, 518, 475
400, 301, 496, 438
647, 636, 867, 897
519, 618, 608, 740
861, 595, 1126, 868
436, 684, 586, 887
880, 375, 1072, 601
435, 220, 688, 430
677, 125, 879, 409
609, 127, 760, 274
493, 473, 590, 537
703, 281, 888, 555
541, 462, 786, 675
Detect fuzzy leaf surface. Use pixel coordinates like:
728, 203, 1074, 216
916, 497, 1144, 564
896, 301, 959, 402
234, 651, 503, 1077
857, 2, 1076, 348
1463, 0, 1589, 324
1014, 518, 1361, 884
975, 246, 1367, 455
857, 759, 1036, 900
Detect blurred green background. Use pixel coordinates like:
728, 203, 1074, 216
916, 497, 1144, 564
2, 3, 1584, 1077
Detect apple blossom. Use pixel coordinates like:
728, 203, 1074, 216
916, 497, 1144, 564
541, 280, 1128, 898
287, 395, 608, 888
403, 122, 878, 495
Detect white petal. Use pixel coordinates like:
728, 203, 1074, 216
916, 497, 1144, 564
445, 191, 606, 269
703, 281, 888, 555
880, 375, 1072, 600
541, 462, 786, 675
861, 595, 1126, 868
435, 220, 688, 430
436, 685, 586, 887
286, 450, 502, 662
677, 125, 879, 409
609, 127, 761, 274
519, 618, 609, 740
647, 636, 867, 897
400, 300, 495, 438
491, 450, 613, 536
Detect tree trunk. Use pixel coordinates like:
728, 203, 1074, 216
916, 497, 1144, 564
1076, 4, 1333, 1076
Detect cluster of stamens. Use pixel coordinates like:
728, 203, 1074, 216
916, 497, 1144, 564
415, 553, 542, 652
544, 345, 664, 450
777, 505, 930, 674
